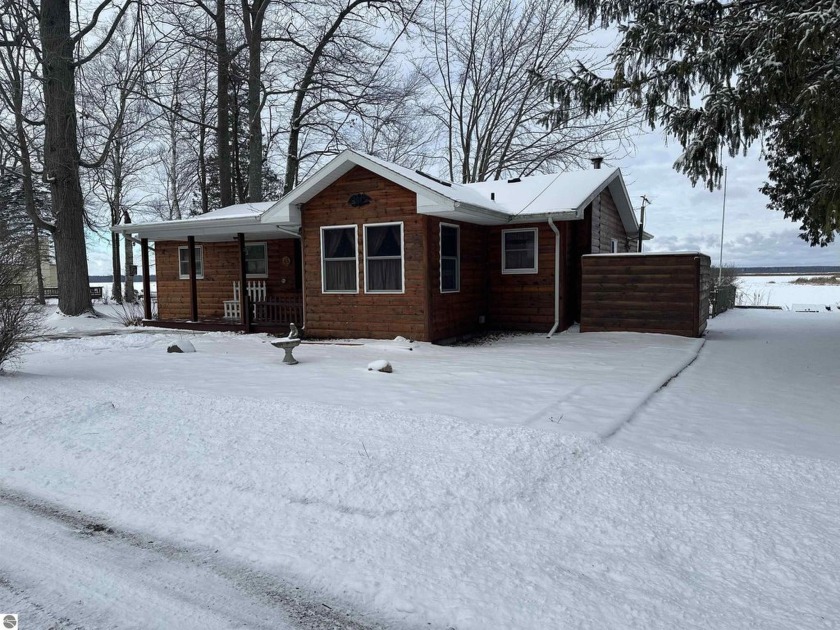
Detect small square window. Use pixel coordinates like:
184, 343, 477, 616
502, 229, 537, 274
178, 245, 204, 279
610, 238, 620, 253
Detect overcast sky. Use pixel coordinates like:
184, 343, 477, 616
612, 131, 839, 268
86, 132, 838, 275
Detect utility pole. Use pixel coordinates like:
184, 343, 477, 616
638, 195, 650, 253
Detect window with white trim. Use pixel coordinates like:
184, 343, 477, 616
321, 226, 358, 293
610, 238, 620, 253
440, 223, 460, 293
178, 245, 204, 279
364, 222, 404, 293
502, 228, 538, 274
245, 242, 268, 277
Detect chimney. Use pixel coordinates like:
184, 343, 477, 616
591, 157, 604, 170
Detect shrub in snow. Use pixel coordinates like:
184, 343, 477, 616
116, 301, 145, 327
167, 340, 196, 353
367, 359, 392, 373
0, 237, 41, 373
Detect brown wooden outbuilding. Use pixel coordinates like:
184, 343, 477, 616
580, 252, 711, 337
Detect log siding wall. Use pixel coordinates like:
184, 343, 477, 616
155, 239, 299, 320
152, 172, 656, 340
301, 166, 431, 340
486, 222, 568, 332
591, 189, 632, 253
580, 252, 711, 337
426, 217, 490, 341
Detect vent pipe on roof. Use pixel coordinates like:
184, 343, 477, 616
491, 192, 495, 201
591, 157, 604, 170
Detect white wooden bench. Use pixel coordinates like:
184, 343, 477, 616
223, 280, 266, 319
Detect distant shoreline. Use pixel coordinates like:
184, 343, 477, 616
732, 267, 840, 276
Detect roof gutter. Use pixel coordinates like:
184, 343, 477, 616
109, 215, 263, 235
452, 200, 512, 223
275, 225, 301, 239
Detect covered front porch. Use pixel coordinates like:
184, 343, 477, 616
114, 202, 304, 334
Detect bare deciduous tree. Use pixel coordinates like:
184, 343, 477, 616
81, 10, 154, 303
278, 0, 419, 192
418, 0, 639, 182
38, 0, 135, 314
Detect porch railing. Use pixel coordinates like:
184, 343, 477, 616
254, 296, 303, 325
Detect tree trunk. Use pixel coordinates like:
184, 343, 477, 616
244, 0, 266, 202
197, 50, 211, 214
111, 231, 123, 303
32, 226, 46, 305
123, 212, 135, 301
169, 112, 181, 219
41, 0, 93, 316
216, 0, 233, 208
198, 124, 209, 213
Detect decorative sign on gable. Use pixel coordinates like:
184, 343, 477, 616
348, 193, 372, 207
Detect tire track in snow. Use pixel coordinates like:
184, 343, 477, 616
0, 485, 391, 630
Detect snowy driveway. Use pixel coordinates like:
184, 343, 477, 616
2, 310, 839, 628
0, 486, 379, 629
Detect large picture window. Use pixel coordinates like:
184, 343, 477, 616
321, 226, 358, 293
364, 222, 404, 293
178, 245, 204, 279
440, 223, 460, 293
502, 229, 538, 274
245, 242, 268, 277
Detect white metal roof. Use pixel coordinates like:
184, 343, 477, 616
191, 202, 274, 220
465, 169, 619, 216
111, 202, 293, 242
262, 150, 640, 230
114, 151, 643, 239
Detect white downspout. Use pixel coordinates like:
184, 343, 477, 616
547, 217, 560, 338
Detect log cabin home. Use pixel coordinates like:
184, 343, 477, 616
114, 150, 648, 342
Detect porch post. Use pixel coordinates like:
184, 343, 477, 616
237, 232, 251, 329
141, 238, 152, 320
188, 235, 198, 321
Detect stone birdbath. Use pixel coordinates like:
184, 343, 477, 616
271, 323, 302, 365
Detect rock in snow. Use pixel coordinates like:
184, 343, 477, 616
167, 340, 196, 354
367, 359, 392, 373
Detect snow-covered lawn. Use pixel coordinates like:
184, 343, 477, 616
737, 274, 840, 309
2, 310, 839, 628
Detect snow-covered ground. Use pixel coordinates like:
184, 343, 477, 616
2, 309, 839, 628
737, 274, 840, 309
36, 283, 157, 336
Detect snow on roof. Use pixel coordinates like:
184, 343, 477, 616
188, 201, 276, 221
464, 168, 621, 216
358, 152, 502, 211
263, 149, 636, 228
112, 201, 286, 240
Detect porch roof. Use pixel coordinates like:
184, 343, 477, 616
111, 202, 298, 242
